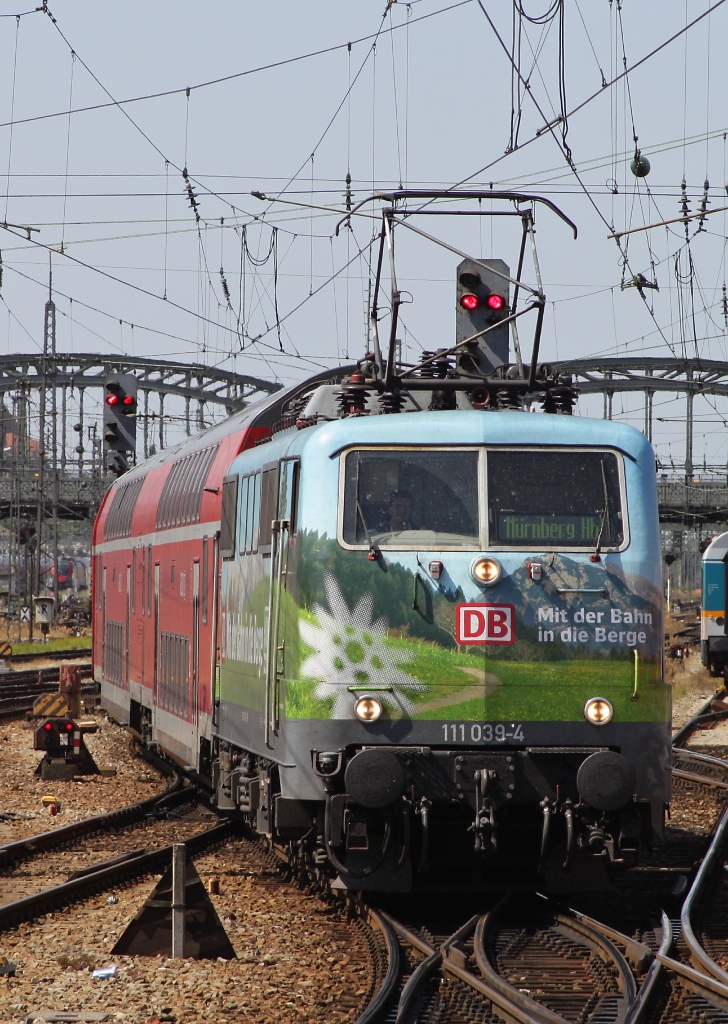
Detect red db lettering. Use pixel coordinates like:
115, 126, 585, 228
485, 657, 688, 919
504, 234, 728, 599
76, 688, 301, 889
488, 608, 509, 638
455, 603, 515, 645
463, 609, 486, 640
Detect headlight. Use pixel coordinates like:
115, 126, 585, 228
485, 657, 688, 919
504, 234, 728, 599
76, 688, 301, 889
584, 697, 613, 725
471, 557, 502, 586
354, 695, 383, 723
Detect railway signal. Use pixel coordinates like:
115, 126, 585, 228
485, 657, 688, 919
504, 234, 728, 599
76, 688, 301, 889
103, 373, 137, 476
455, 258, 510, 375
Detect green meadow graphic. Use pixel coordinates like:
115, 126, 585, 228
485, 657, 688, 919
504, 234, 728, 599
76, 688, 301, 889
220, 531, 667, 726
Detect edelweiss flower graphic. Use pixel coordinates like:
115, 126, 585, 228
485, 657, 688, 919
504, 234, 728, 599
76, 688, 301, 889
300, 572, 427, 719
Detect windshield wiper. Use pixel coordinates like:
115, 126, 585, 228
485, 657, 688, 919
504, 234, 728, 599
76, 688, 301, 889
355, 454, 378, 560
591, 460, 611, 563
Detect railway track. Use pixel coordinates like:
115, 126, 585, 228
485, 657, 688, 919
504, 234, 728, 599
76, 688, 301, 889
4, 647, 92, 665
0, 662, 95, 718
349, 692, 728, 1024
11, 691, 728, 1023
0, 757, 180, 873
669, 695, 728, 1001
0, 811, 239, 932
0, 734, 381, 1022
358, 896, 728, 1023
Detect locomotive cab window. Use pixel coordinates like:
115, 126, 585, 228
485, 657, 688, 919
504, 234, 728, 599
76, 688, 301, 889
487, 449, 625, 549
341, 448, 481, 548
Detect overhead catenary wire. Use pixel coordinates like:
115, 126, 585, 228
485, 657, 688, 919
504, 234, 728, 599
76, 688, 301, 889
3, 15, 21, 224
1, 0, 726, 465
0, 1, 472, 132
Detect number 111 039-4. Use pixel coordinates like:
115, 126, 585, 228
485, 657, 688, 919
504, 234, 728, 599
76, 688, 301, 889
442, 723, 525, 743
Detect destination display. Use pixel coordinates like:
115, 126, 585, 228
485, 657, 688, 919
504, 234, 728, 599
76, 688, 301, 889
497, 513, 604, 544
487, 449, 624, 549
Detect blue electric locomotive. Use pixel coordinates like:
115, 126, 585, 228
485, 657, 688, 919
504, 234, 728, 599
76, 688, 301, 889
96, 191, 670, 891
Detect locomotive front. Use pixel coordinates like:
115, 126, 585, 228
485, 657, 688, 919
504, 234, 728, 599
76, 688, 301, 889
220, 408, 670, 891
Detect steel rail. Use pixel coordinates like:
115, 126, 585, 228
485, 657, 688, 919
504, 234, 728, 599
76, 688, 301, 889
394, 946, 442, 1024
0, 761, 180, 868
680, 804, 728, 984
624, 913, 673, 1024
470, 911, 567, 1024
666, 688, 728, 995
0, 819, 239, 931
7, 648, 92, 664
443, 915, 556, 1024
671, 691, 728, 748
675, 748, 728, 772
353, 907, 401, 1024
672, 767, 728, 789
656, 951, 728, 1011
0, 662, 92, 689
386, 910, 561, 1024
551, 912, 637, 1006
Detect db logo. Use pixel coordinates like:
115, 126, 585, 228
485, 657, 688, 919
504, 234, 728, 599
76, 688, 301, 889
455, 603, 516, 645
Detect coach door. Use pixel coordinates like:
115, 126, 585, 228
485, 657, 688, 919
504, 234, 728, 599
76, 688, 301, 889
192, 559, 200, 730
125, 564, 131, 687
153, 562, 161, 712
102, 565, 107, 669
265, 459, 298, 748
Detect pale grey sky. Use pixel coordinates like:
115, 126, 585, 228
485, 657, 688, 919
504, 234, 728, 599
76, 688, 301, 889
0, 1, 726, 466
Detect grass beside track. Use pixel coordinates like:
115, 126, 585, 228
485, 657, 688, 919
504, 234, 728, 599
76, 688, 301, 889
9, 636, 92, 657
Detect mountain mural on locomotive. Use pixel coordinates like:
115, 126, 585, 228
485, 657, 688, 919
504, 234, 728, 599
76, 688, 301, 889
217, 411, 668, 746
220, 532, 667, 728
292, 538, 665, 724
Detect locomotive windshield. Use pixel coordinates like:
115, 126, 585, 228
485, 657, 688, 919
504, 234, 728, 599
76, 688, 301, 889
342, 448, 480, 547
341, 446, 624, 550
487, 449, 623, 548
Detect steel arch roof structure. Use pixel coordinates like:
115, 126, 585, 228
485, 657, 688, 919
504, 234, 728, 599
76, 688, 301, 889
552, 356, 728, 525
553, 356, 728, 398
0, 352, 282, 412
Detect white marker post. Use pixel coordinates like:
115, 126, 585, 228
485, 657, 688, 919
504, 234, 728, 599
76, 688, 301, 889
171, 844, 186, 958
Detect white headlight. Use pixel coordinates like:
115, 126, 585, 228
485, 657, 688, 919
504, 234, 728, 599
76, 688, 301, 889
584, 697, 613, 725
471, 557, 502, 586
354, 695, 383, 723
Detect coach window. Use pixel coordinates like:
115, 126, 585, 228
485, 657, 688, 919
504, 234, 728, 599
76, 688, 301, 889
250, 473, 261, 550
238, 475, 250, 554
220, 475, 238, 558
243, 472, 260, 553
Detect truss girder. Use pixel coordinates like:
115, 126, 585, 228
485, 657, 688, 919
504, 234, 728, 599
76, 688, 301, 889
0, 353, 281, 409
554, 357, 728, 398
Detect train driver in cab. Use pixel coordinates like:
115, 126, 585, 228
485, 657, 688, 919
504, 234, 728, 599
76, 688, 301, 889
388, 489, 414, 532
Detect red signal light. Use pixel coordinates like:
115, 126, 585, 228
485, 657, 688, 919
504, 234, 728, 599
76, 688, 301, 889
105, 394, 119, 406
460, 293, 479, 311
487, 294, 505, 311
65, 722, 74, 731
44, 722, 53, 731
122, 395, 134, 406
